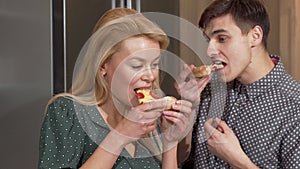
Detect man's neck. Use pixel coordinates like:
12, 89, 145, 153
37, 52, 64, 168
237, 50, 275, 85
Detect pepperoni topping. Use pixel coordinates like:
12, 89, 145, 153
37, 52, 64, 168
136, 92, 145, 99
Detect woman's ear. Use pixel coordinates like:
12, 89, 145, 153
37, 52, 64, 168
100, 64, 107, 77
250, 25, 263, 47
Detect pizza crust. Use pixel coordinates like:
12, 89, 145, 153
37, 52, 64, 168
192, 63, 224, 78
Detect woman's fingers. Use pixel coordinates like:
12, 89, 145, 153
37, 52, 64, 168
160, 99, 195, 142
171, 100, 193, 116
136, 99, 166, 112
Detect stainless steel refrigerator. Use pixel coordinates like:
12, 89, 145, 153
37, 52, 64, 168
53, 0, 180, 95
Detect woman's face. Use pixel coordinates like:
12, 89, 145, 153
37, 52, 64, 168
102, 36, 161, 107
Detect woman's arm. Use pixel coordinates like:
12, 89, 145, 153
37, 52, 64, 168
82, 101, 167, 169
160, 99, 195, 169
177, 128, 193, 165
162, 144, 178, 169
80, 130, 130, 169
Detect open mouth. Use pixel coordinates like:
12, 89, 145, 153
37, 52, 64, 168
134, 88, 160, 101
213, 61, 226, 70
134, 88, 145, 99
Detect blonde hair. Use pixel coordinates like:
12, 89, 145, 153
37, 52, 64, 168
48, 8, 170, 160
51, 8, 169, 105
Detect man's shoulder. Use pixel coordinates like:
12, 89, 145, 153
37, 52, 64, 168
277, 74, 300, 103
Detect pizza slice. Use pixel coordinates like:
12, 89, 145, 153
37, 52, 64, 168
136, 88, 177, 110
192, 62, 224, 78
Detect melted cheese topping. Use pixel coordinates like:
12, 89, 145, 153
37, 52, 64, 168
136, 88, 154, 104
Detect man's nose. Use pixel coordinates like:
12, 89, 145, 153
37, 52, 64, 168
207, 41, 220, 58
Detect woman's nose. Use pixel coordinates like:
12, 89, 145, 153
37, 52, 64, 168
141, 67, 155, 82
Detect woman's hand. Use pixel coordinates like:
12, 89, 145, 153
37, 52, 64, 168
160, 100, 195, 150
114, 100, 166, 143
99, 100, 166, 155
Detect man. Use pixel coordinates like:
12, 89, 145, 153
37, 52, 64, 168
177, 0, 300, 168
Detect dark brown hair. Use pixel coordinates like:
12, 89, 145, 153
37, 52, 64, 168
199, 0, 270, 49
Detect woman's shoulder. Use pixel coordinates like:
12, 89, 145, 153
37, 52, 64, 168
45, 95, 104, 130
49, 95, 76, 106
45, 96, 83, 120
39, 96, 88, 168
47, 95, 85, 110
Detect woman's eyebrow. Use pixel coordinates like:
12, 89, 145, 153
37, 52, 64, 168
127, 56, 160, 62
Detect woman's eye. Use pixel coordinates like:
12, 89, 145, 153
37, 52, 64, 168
131, 65, 143, 69
130, 62, 159, 70
151, 63, 159, 69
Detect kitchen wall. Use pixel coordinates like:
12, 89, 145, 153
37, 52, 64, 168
279, 0, 300, 82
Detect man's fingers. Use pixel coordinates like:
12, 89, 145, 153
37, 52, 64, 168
204, 118, 218, 137
176, 64, 194, 84
204, 118, 227, 139
215, 118, 230, 133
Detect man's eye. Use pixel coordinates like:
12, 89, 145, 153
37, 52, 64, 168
218, 36, 227, 43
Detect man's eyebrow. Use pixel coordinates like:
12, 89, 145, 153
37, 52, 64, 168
210, 29, 227, 36
203, 29, 228, 40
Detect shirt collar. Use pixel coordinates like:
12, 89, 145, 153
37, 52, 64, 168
84, 105, 109, 129
235, 55, 285, 100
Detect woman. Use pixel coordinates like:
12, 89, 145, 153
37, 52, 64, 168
39, 8, 196, 169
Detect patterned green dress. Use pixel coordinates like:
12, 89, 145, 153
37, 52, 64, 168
38, 97, 162, 169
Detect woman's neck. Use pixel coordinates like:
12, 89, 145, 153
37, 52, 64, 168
98, 100, 127, 129
98, 101, 137, 157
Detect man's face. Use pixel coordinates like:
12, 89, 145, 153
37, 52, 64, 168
204, 14, 253, 83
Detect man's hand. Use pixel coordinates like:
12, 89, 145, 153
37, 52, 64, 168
175, 64, 210, 107
205, 118, 259, 169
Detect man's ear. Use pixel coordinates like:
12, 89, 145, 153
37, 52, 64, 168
250, 25, 263, 47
